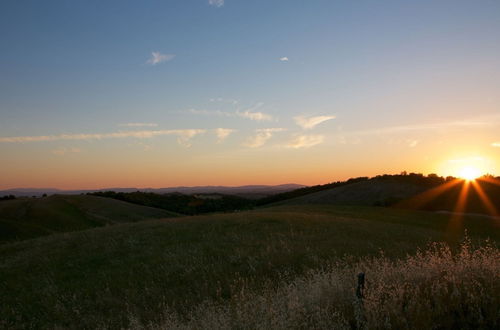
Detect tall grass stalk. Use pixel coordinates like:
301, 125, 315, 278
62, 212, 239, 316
135, 240, 499, 329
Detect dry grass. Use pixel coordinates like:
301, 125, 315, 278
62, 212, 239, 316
134, 238, 499, 330
1, 205, 498, 329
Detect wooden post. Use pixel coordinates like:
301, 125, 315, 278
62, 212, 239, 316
356, 272, 365, 299
355, 272, 366, 328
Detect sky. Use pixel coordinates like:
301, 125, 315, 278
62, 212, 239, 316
1, 0, 500, 189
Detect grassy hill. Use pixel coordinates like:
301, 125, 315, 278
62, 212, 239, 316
268, 176, 500, 217
0, 194, 178, 243
272, 178, 428, 206
1, 204, 498, 328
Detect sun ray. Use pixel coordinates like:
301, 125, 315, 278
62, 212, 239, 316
445, 180, 470, 243
454, 180, 470, 214
394, 179, 462, 209
478, 175, 500, 186
470, 180, 499, 217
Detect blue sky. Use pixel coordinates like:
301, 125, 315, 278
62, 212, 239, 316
1, 0, 500, 188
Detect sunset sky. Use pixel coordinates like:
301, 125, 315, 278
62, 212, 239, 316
1, 0, 499, 189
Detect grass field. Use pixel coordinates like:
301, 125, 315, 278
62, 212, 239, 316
1, 204, 498, 329
0, 195, 179, 243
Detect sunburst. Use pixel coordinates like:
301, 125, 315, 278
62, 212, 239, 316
458, 167, 482, 181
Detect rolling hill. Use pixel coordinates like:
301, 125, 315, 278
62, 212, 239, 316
266, 175, 500, 217
1, 204, 498, 328
0, 194, 178, 243
272, 178, 428, 206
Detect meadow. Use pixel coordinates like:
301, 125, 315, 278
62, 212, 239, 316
1, 204, 498, 329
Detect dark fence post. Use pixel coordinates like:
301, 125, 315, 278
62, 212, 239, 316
356, 272, 365, 299
355, 272, 367, 328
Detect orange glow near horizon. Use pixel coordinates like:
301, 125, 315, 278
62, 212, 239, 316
440, 155, 495, 182
0, 146, 498, 190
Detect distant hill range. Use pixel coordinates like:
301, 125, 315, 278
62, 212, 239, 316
0, 194, 178, 243
0, 184, 305, 199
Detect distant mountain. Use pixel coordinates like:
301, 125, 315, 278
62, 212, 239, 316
0, 194, 178, 243
150, 184, 305, 198
0, 184, 305, 198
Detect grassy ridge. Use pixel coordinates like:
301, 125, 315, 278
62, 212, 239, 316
259, 174, 500, 217
1, 205, 498, 328
0, 194, 178, 243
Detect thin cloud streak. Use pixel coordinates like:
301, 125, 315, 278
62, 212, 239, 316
189, 109, 231, 117
492, 142, 500, 147
146, 52, 175, 65
119, 123, 158, 127
294, 115, 336, 129
349, 118, 499, 136
279, 57, 289, 61
243, 128, 286, 148
237, 110, 273, 121
189, 108, 273, 122
286, 135, 324, 149
0, 130, 206, 146
209, 98, 239, 105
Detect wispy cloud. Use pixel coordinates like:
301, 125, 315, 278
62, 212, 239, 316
0, 129, 206, 147
286, 135, 324, 149
189, 109, 230, 117
294, 115, 336, 129
175, 130, 206, 147
189, 104, 273, 122
214, 128, 236, 143
279, 57, 289, 62
118, 123, 158, 127
243, 128, 286, 148
209, 0, 224, 7
52, 147, 81, 156
209, 98, 239, 105
236, 103, 273, 121
237, 110, 273, 121
146, 51, 175, 65
492, 142, 500, 147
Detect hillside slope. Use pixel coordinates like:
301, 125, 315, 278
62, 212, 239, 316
273, 179, 427, 206
1, 204, 498, 328
0, 194, 178, 243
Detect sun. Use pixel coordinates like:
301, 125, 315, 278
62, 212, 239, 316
458, 166, 482, 181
